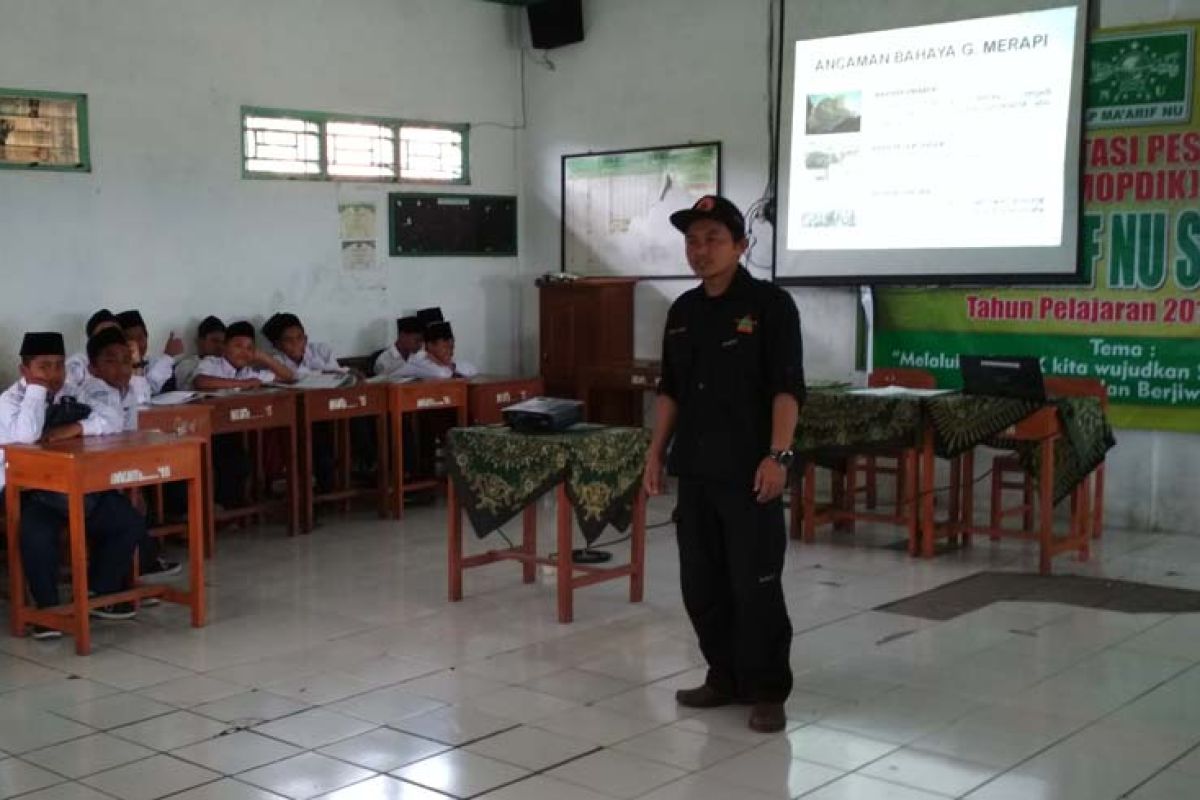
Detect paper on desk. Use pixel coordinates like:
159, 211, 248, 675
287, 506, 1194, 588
367, 374, 416, 384
848, 386, 954, 398
148, 391, 198, 406
275, 373, 354, 390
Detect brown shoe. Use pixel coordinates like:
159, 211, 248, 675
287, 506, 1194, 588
675, 684, 736, 709
748, 702, 786, 733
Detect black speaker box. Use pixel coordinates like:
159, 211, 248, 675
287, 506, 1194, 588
527, 0, 584, 49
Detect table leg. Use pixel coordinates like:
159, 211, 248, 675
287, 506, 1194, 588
921, 428, 936, 558
339, 419, 352, 515
6, 484, 26, 637
1037, 437, 1055, 575
287, 423, 299, 536
392, 411, 406, 519
521, 504, 537, 584
202, 440, 215, 558
187, 475, 206, 628
556, 484, 573, 624
630, 488, 646, 603
68, 491, 90, 656
448, 478, 463, 602
904, 449, 919, 556
960, 450, 975, 547
301, 416, 314, 534
376, 414, 389, 520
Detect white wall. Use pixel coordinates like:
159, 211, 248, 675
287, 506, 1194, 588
520, 0, 1200, 534
0, 0, 523, 373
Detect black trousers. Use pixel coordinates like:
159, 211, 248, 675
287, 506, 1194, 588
3, 490, 144, 608
676, 478, 793, 703
211, 433, 251, 509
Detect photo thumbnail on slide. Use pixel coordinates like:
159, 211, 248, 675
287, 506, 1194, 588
788, 6, 1079, 253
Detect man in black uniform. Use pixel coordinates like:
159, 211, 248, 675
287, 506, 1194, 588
643, 195, 804, 733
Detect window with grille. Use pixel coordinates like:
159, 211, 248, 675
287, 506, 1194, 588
0, 90, 89, 172
241, 107, 467, 184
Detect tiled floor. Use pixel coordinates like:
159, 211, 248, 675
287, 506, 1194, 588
1, 491, 1199, 799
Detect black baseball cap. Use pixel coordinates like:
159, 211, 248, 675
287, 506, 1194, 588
669, 195, 746, 241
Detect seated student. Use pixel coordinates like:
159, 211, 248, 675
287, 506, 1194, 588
192, 321, 295, 390
117, 309, 184, 395
374, 316, 424, 377
174, 316, 226, 391
401, 321, 479, 380
66, 308, 121, 393
262, 312, 346, 377
78, 328, 182, 581
193, 321, 294, 508
0, 332, 146, 633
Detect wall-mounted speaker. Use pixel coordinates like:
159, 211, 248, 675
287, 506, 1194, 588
527, 0, 584, 49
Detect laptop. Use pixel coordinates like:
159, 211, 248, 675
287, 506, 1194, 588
960, 355, 1046, 402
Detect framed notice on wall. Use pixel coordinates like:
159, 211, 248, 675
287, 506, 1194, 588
562, 142, 721, 278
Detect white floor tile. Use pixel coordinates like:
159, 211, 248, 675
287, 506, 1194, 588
168, 778, 287, 799
466, 725, 595, 771
137, 675, 245, 708
475, 775, 614, 800
330, 687, 445, 727
81, 754, 220, 800
1125, 769, 1200, 800
192, 691, 310, 725
253, 708, 376, 749
55, 693, 176, 731
533, 706, 660, 747
61, 652, 193, 692
524, 669, 635, 703
860, 747, 1000, 797
0, 678, 120, 713
171, 730, 303, 775
698, 747, 844, 797
464, 686, 577, 724
548, 748, 688, 799
313, 775, 447, 799
0, 757, 63, 798
592, 686, 697, 724
8, 783, 114, 800
0, 710, 94, 755
392, 706, 517, 746
638, 774, 786, 800
263, 672, 379, 706
24, 733, 155, 779
111, 710, 229, 751
398, 670, 508, 704
768, 725, 898, 771
240, 753, 375, 800
317, 729, 448, 773
801, 773, 952, 800
612, 724, 752, 771
392, 750, 529, 798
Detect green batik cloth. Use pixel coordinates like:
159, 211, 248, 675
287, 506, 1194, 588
447, 425, 650, 543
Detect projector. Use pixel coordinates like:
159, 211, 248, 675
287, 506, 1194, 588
502, 397, 584, 433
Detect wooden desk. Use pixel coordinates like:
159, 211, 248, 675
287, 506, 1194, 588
448, 482, 646, 624
386, 380, 468, 517
199, 391, 299, 538
578, 361, 661, 424
467, 376, 544, 425
4, 432, 206, 655
294, 383, 389, 533
135, 403, 214, 554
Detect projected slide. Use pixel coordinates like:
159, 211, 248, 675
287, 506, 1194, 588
787, 7, 1079, 254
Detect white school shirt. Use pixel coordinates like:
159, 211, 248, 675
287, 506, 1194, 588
144, 353, 177, 395
77, 374, 152, 434
174, 354, 201, 390
0, 379, 107, 491
193, 356, 276, 384
272, 341, 346, 377
398, 349, 479, 380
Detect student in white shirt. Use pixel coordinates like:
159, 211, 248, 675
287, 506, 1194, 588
192, 321, 294, 507
374, 315, 424, 377
401, 321, 479, 380
117, 309, 184, 395
174, 316, 226, 391
263, 312, 346, 377
65, 308, 122, 394
0, 332, 144, 632
192, 320, 295, 390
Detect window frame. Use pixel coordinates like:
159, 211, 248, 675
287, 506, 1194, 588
0, 88, 90, 173
241, 105, 469, 185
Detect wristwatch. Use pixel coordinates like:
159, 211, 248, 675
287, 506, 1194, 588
768, 449, 795, 468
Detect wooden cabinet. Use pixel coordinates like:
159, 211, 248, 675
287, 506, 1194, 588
538, 278, 639, 425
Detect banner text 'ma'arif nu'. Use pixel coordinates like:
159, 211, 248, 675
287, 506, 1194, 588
874, 22, 1200, 433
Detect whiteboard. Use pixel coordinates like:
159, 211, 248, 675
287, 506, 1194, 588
561, 142, 722, 278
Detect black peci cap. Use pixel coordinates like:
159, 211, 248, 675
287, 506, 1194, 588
198, 316, 226, 337
416, 307, 444, 328
669, 195, 747, 241
424, 321, 454, 342
20, 332, 66, 358
85, 308, 119, 337
396, 316, 422, 336
116, 309, 147, 331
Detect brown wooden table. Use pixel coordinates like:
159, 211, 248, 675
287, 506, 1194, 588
386, 380, 468, 518
198, 390, 299, 539
447, 481, 647, 624
135, 403, 214, 554
4, 431, 206, 655
467, 376, 544, 425
293, 383, 389, 533
578, 360, 661, 424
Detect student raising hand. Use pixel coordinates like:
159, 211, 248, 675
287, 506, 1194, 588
164, 331, 185, 358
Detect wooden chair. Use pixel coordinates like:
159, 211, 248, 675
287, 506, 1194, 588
988, 377, 1107, 540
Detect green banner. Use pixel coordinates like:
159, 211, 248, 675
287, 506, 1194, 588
876, 22, 1200, 432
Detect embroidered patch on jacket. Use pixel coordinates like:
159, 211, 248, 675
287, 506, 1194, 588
735, 314, 756, 334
